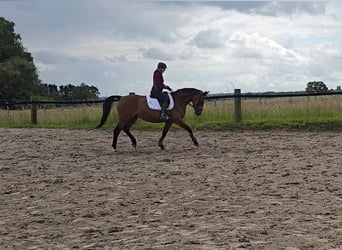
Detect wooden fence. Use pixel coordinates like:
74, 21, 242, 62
1, 89, 342, 125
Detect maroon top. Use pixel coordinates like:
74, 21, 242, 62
151, 69, 165, 93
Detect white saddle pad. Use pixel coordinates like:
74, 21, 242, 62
146, 93, 174, 110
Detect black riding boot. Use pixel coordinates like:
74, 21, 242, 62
160, 102, 169, 121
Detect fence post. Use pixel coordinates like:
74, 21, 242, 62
31, 97, 38, 125
234, 89, 242, 123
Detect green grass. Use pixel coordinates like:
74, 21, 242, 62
1, 96, 342, 130
0, 105, 110, 129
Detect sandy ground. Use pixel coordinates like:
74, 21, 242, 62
0, 128, 341, 250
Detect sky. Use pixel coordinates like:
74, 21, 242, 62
1, 1, 342, 96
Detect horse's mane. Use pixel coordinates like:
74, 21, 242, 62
173, 88, 203, 95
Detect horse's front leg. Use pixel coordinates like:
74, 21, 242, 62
175, 119, 199, 146
158, 121, 172, 150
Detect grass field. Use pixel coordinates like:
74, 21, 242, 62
1, 95, 342, 130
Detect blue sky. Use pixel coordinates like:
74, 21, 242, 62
1, 1, 341, 96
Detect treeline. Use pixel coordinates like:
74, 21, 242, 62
40, 83, 100, 101
0, 17, 100, 101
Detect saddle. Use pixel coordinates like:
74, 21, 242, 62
146, 92, 174, 110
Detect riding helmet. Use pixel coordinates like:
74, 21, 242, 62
158, 62, 167, 69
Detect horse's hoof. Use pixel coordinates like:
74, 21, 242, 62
132, 143, 137, 148
194, 142, 199, 147
158, 140, 164, 150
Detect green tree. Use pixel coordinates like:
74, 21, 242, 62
59, 84, 75, 100
40, 83, 60, 100
0, 57, 40, 99
58, 83, 100, 100
305, 81, 328, 92
0, 17, 40, 100
72, 83, 100, 100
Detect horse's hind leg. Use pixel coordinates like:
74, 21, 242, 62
124, 116, 138, 148
124, 129, 137, 148
112, 125, 121, 151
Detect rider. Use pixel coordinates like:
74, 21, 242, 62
150, 62, 172, 121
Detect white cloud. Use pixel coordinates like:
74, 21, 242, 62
141, 47, 174, 61
227, 32, 308, 64
189, 28, 224, 49
1, 0, 341, 95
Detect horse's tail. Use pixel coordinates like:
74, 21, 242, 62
96, 95, 121, 128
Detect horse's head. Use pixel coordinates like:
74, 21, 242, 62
173, 88, 209, 115
191, 90, 209, 115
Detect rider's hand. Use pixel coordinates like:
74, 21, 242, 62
165, 85, 172, 91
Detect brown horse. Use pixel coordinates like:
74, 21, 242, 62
96, 88, 208, 150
